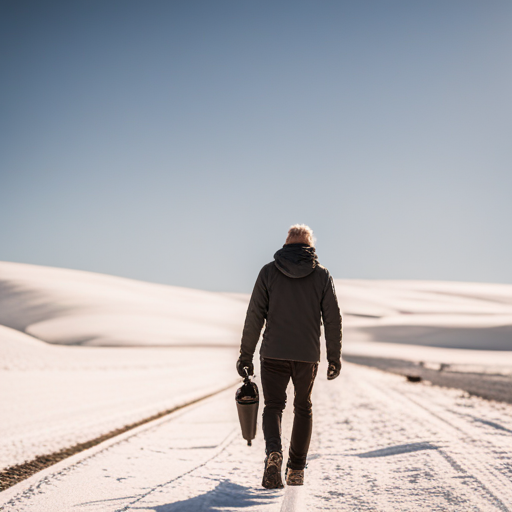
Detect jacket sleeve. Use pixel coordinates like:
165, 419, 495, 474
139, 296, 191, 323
321, 274, 342, 362
239, 266, 269, 361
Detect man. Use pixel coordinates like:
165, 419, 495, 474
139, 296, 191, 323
237, 224, 342, 489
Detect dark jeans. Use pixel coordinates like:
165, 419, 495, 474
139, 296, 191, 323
260, 357, 318, 470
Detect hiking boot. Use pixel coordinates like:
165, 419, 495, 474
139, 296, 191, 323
262, 452, 284, 489
285, 465, 304, 486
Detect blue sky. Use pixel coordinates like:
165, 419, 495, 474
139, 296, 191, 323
1, 0, 511, 292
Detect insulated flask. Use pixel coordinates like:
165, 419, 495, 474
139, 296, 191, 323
235, 367, 259, 446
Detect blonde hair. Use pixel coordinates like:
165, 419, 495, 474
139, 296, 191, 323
285, 224, 315, 246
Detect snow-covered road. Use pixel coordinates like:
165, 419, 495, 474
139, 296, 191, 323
2, 363, 511, 512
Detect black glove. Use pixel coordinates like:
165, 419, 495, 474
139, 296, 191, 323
236, 358, 254, 378
327, 360, 341, 380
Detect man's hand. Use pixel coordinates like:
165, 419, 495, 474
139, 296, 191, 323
236, 358, 254, 378
327, 360, 341, 380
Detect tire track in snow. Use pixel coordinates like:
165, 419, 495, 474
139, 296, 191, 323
308, 364, 512, 511
370, 380, 512, 510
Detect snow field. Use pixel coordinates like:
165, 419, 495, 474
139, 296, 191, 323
2, 363, 511, 511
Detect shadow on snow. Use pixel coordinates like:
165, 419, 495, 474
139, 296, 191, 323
151, 480, 280, 511
356, 442, 438, 458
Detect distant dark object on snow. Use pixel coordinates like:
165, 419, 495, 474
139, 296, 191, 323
406, 375, 422, 383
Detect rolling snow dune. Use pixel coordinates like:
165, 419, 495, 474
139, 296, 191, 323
1, 261, 511, 351
337, 279, 512, 351
0, 261, 248, 347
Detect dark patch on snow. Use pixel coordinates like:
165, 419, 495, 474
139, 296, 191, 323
152, 480, 278, 511
356, 442, 438, 458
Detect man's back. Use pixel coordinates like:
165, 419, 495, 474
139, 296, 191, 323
240, 243, 341, 364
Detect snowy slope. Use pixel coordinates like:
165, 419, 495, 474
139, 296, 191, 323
0, 261, 248, 347
337, 279, 512, 351
2, 261, 511, 350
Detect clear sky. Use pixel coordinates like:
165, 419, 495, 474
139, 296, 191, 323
1, 0, 511, 292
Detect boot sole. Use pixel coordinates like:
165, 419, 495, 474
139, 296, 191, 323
262, 465, 284, 489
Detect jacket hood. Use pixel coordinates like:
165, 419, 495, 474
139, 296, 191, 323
273, 243, 319, 278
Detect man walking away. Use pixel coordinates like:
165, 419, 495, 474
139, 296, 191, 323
237, 224, 342, 489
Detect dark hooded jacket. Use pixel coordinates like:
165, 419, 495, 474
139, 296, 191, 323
239, 244, 342, 364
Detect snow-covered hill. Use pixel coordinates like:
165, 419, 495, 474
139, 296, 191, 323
0, 261, 248, 347
2, 261, 512, 351
337, 278, 512, 351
